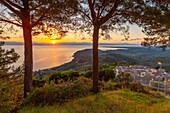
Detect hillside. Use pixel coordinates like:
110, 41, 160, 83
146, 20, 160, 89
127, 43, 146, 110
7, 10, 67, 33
20, 90, 170, 113
48, 47, 170, 72
49, 49, 136, 71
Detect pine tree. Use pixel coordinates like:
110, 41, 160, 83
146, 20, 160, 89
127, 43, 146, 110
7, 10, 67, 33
0, 42, 21, 79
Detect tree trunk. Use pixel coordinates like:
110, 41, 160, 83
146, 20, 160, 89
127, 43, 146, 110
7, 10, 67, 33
21, 0, 33, 98
92, 25, 99, 93
22, 20, 33, 98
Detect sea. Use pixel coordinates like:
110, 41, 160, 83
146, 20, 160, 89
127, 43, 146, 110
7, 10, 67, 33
3, 44, 140, 71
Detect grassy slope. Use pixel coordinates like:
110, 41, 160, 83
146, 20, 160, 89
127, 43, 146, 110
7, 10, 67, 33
20, 90, 170, 113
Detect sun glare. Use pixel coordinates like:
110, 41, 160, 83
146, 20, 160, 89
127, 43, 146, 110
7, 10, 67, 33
51, 40, 56, 45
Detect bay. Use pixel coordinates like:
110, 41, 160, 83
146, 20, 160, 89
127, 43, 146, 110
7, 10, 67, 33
3, 44, 124, 71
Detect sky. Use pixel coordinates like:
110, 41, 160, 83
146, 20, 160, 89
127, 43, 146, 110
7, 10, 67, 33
2, 24, 146, 45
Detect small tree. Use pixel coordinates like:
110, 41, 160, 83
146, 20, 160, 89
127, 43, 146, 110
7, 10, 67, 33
75, 0, 143, 93
0, 41, 24, 112
0, 0, 77, 97
0, 41, 21, 79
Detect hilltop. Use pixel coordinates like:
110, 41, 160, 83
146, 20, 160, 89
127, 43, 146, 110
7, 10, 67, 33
20, 90, 170, 113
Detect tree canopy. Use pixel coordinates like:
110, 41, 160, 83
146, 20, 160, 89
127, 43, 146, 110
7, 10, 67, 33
129, 0, 170, 50
0, 0, 78, 97
73, 0, 141, 39
72, 0, 146, 92
0, 0, 77, 36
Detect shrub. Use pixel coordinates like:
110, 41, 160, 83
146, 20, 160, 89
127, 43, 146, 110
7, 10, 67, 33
99, 81, 117, 91
115, 72, 133, 83
114, 81, 130, 89
42, 76, 50, 82
61, 70, 80, 81
25, 77, 92, 106
114, 82, 148, 94
49, 72, 61, 84
84, 70, 93, 78
0, 77, 24, 113
32, 79, 46, 87
99, 68, 115, 81
83, 68, 115, 81
128, 82, 148, 94
49, 70, 80, 83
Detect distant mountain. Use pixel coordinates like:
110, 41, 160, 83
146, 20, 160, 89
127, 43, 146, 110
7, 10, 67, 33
4, 42, 24, 45
47, 47, 170, 72
4, 41, 139, 46
49, 49, 136, 71
4, 42, 51, 46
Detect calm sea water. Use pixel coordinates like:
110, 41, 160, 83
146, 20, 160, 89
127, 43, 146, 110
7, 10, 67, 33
3, 44, 125, 71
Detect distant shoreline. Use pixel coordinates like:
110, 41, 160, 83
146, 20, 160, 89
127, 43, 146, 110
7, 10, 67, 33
4, 43, 170, 71
3, 41, 140, 46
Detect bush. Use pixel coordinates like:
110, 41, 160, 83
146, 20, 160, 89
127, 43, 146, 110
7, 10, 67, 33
61, 70, 80, 81
32, 79, 46, 87
84, 70, 93, 78
99, 68, 115, 81
114, 82, 148, 94
99, 81, 117, 91
114, 81, 130, 89
83, 68, 115, 81
128, 82, 148, 93
115, 72, 133, 83
49, 70, 80, 84
25, 77, 92, 106
49, 72, 61, 84
0, 77, 24, 113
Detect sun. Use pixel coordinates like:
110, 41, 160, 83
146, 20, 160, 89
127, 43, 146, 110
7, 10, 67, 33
51, 40, 56, 45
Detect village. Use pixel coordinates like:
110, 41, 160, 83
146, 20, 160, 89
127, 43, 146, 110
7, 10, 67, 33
115, 64, 170, 92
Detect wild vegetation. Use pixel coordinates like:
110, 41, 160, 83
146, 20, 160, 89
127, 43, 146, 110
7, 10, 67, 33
0, 42, 24, 113
1, 0, 170, 113
1, 45, 170, 113
20, 90, 170, 113
0, 47, 148, 113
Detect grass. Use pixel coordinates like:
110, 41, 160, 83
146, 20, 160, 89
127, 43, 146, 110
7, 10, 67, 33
19, 90, 170, 113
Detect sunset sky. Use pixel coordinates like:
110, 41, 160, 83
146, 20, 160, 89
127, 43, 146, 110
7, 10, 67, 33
3, 24, 146, 45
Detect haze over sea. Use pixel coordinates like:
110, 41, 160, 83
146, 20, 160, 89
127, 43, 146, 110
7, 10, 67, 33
3, 44, 140, 71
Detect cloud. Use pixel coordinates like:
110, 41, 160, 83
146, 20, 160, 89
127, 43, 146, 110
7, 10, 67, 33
129, 38, 142, 41
81, 37, 86, 40
121, 38, 142, 41
53, 37, 62, 40
51, 31, 68, 40
121, 39, 126, 41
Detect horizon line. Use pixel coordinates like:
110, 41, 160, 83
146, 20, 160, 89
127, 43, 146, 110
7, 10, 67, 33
2, 41, 140, 46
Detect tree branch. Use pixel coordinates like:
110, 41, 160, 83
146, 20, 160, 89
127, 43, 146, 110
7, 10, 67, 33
79, 9, 93, 23
0, 0, 22, 19
78, 3, 93, 22
99, 0, 107, 17
96, 1, 103, 19
99, 0, 122, 25
5, 0, 23, 10
31, 13, 46, 28
87, 0, 96, 21
0, 18, 22, 27
29, 3, 43, 11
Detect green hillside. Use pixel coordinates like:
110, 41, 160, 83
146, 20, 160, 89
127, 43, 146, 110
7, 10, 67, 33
48, 47, 170, 72
49, 49, 136, 72
20, 90, 170, 113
